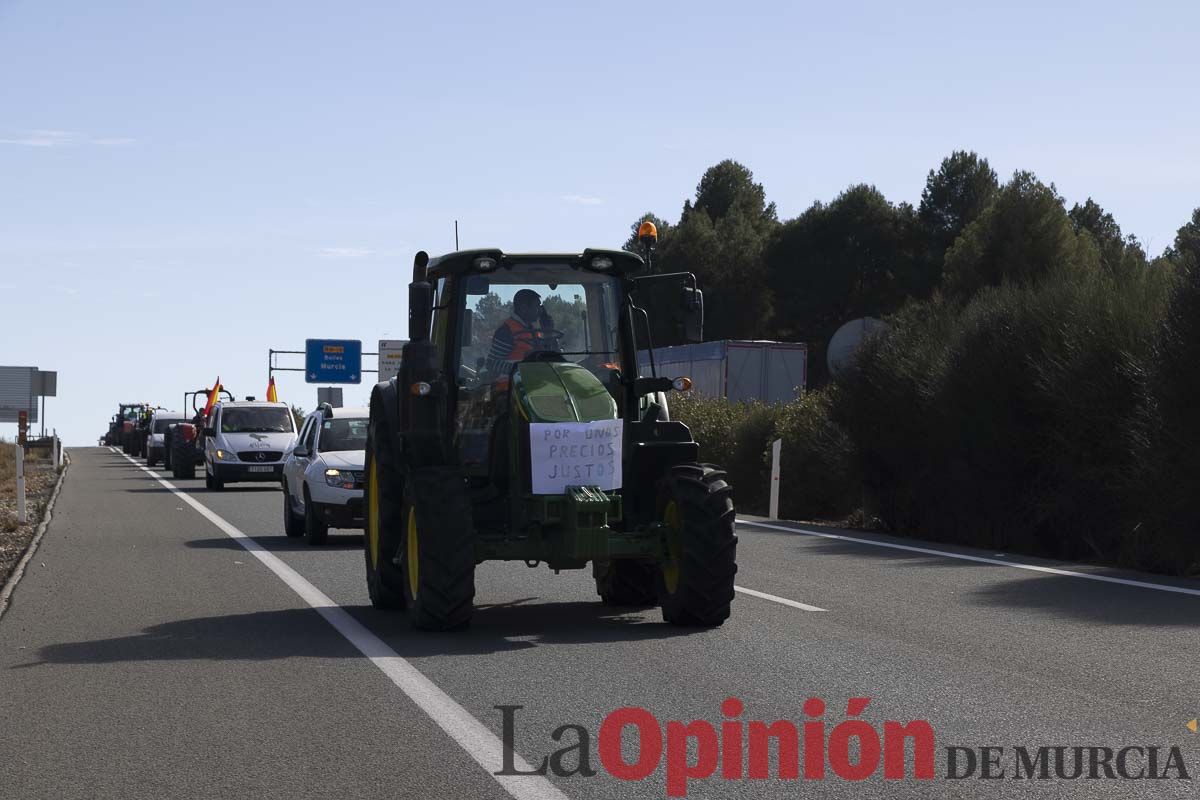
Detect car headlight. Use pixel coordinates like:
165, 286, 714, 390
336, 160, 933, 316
215, 449, 238, 462
325, 468, 360, 488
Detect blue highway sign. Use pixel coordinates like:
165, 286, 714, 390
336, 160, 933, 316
305, 339, 362, 384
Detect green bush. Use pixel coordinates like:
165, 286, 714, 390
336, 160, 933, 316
1133, 263, 1200, 574
670, 394, 781, 515
668, 258, 1198, 576
773, 391, 858, 520
836, 263, 1174, 567
670, 391, 857, 519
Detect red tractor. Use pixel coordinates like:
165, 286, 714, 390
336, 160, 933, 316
164, 387, 233, 478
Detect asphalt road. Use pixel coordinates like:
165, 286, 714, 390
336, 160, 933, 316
2, 447, 1198, 799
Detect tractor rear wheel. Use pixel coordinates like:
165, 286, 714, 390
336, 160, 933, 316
402, 467, 475, 631
655, 463, 737, 627
594, 559, 657, 606
363, 417, 406, 609
172, 438, 195, 479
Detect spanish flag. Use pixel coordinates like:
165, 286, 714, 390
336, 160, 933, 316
266, 376, 278, 403
202, 377, 222, 417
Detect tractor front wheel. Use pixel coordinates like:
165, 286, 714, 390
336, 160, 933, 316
402, 467, 475, 631
363, 417, 407, 609
655, 463, 737, 627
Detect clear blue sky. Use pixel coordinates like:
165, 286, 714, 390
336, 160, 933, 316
3, 0, 1197, 444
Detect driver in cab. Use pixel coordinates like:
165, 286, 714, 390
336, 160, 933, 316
485, 288, 555, 378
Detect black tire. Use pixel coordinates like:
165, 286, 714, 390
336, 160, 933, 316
282, 481, 304, 538
364, 415, 406, 609
205, 465, 224, 491
655, 463, 737, 627
303, 487, 328, 545
594, 559, 657, 606
402, 467, 476, 631
173, 437, 195, 480
146, 448, 158, 468
163, 432, 173, 470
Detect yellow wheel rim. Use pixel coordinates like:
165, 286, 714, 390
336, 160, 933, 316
367, 458, 380, 569
406, 506, 419, 600
661, 500, 682, 595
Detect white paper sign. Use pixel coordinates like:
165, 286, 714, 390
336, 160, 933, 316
529, 419, 623, 494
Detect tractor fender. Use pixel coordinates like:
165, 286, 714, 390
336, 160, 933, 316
369, 378, 402, 457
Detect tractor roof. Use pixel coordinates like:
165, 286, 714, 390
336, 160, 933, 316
426, 248, 646, 279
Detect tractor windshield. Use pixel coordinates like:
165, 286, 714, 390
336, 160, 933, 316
457, 264, 621, 387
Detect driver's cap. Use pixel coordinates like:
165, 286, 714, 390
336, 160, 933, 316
513, 289, 541, 305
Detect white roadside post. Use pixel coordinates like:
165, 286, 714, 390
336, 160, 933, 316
53, 429, 61, 469
768, 438, 782, 520
16, 444, 27, 525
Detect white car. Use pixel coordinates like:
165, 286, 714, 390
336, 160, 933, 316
145, 410, 185, 467
203, 400, 298, 490
281, 405, 368, 544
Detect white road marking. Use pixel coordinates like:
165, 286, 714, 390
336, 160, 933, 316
114, 449, 568, 800
734, 585, 825, 612
738, 518, 1200, 599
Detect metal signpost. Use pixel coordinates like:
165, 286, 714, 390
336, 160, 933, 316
33, 370, 57, 437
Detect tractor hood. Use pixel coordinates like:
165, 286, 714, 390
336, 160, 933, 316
512, 361, 617, 423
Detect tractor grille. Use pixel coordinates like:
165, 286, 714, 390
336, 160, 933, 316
238, 451, 283, 463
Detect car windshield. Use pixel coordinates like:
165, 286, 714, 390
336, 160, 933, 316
319, 417, 368, 452
152, 418, 177, 433
220, 407, 293, 434
455, 264, 622, 387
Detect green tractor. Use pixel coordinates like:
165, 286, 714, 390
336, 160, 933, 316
364, 240, 737, 631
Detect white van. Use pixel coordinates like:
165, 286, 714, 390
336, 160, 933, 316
203, 401, 297, 490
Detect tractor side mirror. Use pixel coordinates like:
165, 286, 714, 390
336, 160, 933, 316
631, 271, 704, 348
409, 281, 434, 341
683, 287, 704, 343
